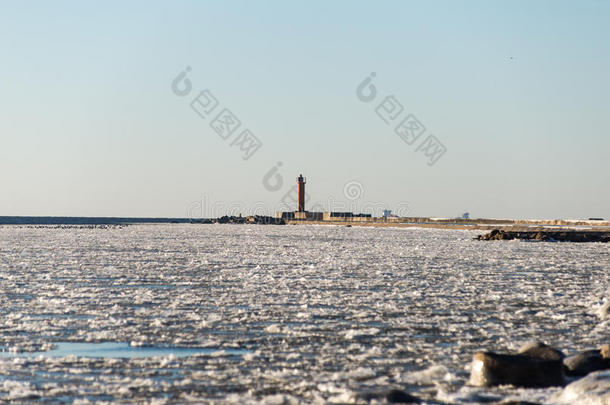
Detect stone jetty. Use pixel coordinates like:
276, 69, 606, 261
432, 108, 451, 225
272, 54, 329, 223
476, 229, 610, 242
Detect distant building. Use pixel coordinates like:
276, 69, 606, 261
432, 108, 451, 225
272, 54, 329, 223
322, 212, 372, 222
295, 211, 323, 221
275, 174, 372, 222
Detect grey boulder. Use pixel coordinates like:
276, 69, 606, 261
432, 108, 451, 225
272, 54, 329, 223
518, 341, 565, 361
564, 349, 610, 377
469, 351, 565, 388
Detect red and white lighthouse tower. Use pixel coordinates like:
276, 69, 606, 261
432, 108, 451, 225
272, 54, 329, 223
297, 174, 306, 212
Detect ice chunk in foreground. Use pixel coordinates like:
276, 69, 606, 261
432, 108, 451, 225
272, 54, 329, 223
553, 370, 610, 405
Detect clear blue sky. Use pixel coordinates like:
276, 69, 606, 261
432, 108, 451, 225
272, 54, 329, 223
1, 0, 608, 219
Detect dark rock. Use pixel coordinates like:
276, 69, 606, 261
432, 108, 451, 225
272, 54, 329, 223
355, 391, 381, 402
356, 389, 419, 404
477, 229, 508, 240
216, 215, 230, 224
469, 352, 565, 388
518, 341, 565, 361
386, 389, 420, 403
246, 215, 285, 225
564, 349, 609, 377
533, 231, 548, 240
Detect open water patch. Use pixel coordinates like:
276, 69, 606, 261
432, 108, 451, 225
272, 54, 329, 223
0, 342, 249, 358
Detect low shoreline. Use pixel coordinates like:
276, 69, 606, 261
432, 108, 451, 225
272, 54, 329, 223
286, 219, 610, 232
285, 219, 610, 242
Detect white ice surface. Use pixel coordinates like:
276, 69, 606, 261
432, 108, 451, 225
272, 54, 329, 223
0, 224, 608, 403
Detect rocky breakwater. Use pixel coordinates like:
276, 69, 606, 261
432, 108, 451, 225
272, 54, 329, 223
215, 215, 285, 225
477, 229, 610, 242
469, 342, 610, 404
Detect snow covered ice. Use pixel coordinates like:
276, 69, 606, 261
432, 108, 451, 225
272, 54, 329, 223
0, 224, 608, 403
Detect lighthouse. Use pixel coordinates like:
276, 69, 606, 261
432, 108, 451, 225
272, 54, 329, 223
275, 174, 370, 222
297, 174, 306, 212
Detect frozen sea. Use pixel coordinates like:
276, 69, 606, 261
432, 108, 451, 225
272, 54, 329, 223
0, 224, 608, 404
